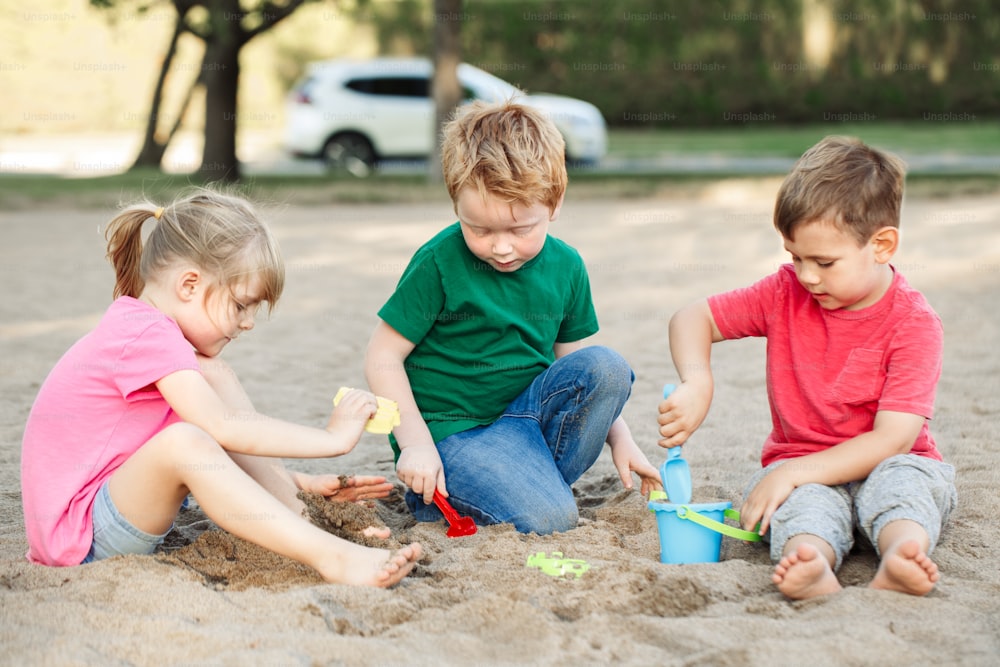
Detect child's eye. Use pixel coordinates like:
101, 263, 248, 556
817, 261, 834, 268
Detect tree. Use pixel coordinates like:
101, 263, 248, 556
95, 0, 314, 183
191, 0, 311, 182
428, 0, 463, 183
129, 1, 201, 170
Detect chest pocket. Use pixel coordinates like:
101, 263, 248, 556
832, 347, 885, 404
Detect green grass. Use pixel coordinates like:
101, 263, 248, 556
0, 170, 696, 209
0, 169, 445, 210
607, 121, 1000, 158
2, 170, 995, 212
1, 120, 998, 210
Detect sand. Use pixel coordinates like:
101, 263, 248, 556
2, 182, 999, 666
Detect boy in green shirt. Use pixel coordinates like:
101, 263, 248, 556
365, 100, 660, 534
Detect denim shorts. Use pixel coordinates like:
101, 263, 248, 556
81, 481, 170, 564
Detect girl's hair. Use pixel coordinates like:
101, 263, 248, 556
104, 188, 284, 313
441, 99, 567, 216
774, 135, 906, 246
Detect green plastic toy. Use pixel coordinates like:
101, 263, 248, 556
526, 551, 591, 578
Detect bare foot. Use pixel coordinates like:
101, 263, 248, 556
319, 542, 423, 588
870, 539, 938, 596
772, 543, 842, 600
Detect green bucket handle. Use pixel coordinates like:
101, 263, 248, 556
675, 505, 762, 542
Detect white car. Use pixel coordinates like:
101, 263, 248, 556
283, 57, 607, 175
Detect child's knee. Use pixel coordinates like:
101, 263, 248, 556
196, 354, 239, 389
494, 486, 579, 535
585, 345, 630, 372
856, 455, 957, 550
574, 346, 634, 392
768, 484, 854, 569
512, 502, 579, 535
159, 422, 223, 458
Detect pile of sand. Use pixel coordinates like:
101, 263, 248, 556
2, 189, 999, 665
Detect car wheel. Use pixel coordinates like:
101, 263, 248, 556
322, 133, 376, 177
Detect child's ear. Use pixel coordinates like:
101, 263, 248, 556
870, 226, 899, 264
549, 193, 566, 222
176, 269, 202, 302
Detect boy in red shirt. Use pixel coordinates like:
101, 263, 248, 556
659, 136, 956, 599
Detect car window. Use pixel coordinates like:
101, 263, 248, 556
345, 77, 429, 98
297, 76, 317, 96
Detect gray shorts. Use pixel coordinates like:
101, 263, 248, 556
81, 481, 170, 564
744, 454, 957, 570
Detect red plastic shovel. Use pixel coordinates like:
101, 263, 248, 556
433, 489, 477, 537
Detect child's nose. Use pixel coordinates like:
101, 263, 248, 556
796, 265, 820, 285
492, 237, 513, 255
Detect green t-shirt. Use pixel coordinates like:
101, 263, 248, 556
378, 222, 598, 457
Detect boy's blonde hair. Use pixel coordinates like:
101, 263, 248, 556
441, 99, 567, 215
774, 135, 906, 246
104, 187, 284, 312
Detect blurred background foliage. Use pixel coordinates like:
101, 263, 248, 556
354, 0, 999, 126
2, 0, 997, 135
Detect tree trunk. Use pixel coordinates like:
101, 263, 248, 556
130, 17, 182, 169
429, 0, 463, 183
199, 1, 243, 183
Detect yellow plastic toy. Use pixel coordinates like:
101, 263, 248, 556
333, 387, 400, 434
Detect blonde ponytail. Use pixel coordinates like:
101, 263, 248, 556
104, 207, 159, 299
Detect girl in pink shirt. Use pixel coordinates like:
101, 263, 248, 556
21, 188, 420, 587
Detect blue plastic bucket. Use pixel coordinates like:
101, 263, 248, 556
648, 501, 762, 564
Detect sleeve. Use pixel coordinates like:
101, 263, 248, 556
708, 270, 785, 340
114, 320, 199, 401
377, 249, 446, 345
878, 306, 943, 419
556, 254, 599, 343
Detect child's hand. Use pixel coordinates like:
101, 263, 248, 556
740, 466, 797, 536
609, 437, 662, 497
304, 473, 394, 503
656, 381, 711, 449
326, 388, 378, 442
395, 443, 445, 505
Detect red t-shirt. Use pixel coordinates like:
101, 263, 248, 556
708, 265, 943, 467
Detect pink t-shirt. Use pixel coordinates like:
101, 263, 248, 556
21, 297, 199, 566
708, 265, 943, 467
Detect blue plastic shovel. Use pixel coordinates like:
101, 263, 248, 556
660, 383, 692, 504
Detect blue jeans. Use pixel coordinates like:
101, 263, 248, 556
406, 346, 634, 534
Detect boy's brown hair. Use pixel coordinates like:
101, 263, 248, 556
774, 135, 906, 246
441, 99, 567, 216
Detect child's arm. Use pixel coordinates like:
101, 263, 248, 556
229, 455, 392, 509
659, 299, 725, 448
741, 410, 926, 535
365, 320, 444, 505
155, 371, 375, 458
553, 341, 662, 496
